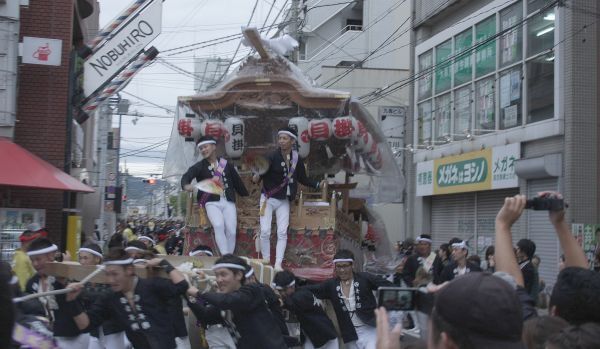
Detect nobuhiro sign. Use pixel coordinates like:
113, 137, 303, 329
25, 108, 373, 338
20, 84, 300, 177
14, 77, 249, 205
83, 0, 162, 97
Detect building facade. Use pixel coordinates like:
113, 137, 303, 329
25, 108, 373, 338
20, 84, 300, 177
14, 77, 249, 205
296, 0, 412, 242
0, 0, 99, 245
407, 0, 599, 288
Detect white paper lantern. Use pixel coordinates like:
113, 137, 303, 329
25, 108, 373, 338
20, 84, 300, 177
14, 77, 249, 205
332, 116, 356, 140
200, 119, 224, 139
308, 119, 332, 141
177, 117, 202, 140
224, 117, 244, 158
288, 117, 310, 158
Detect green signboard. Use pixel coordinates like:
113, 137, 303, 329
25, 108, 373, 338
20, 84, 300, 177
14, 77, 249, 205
475, 16, 496, 77
437, 157, 489, 187
454, 29, 472, 85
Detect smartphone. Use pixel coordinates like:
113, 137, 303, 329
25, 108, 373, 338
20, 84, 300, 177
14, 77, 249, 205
377, 287, 417, 311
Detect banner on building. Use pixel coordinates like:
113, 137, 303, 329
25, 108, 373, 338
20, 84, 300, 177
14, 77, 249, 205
416, 143, 520, 196
571, 223, 599, 269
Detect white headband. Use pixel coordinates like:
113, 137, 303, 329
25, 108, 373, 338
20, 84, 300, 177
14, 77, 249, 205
133, 259, 148, 264
333, 258, 354, 264
273, 280, 295, 290
124, 246, 145, 253
27, 244, 58, 256
189, 249, 213, 257
138, 236, 155, 245
416, 237, 433, 243
104, 258, 134, 265
78, 248, 103, 259
211, 263, 247, 271
452, 241, 468, 249
278, 130, 297, 140
245, 268, 254, 278
197, 140, 217, 148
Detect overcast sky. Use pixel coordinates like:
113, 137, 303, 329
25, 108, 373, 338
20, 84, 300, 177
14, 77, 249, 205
97, 0, 288, 177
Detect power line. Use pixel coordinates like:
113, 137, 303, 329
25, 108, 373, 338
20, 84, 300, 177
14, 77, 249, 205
121, 91, 175, 114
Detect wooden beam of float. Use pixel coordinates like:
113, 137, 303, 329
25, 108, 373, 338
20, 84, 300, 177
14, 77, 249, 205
44, 255, 275, 285
242, 27, 270, 60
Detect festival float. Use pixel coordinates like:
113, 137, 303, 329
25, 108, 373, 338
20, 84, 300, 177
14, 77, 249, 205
163, 27, 404, 282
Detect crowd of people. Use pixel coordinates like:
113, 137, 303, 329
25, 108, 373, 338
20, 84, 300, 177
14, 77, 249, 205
2, 127, 600, 349
1, 191, 599, 348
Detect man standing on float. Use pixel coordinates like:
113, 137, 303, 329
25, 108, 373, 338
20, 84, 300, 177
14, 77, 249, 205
252, 127, 324, 271
182, 135, 249, 255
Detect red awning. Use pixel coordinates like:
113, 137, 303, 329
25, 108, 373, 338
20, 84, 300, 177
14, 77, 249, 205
0, 137, 94, 193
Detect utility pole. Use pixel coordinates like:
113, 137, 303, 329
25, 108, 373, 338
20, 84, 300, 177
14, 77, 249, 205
290, 0, 300, 63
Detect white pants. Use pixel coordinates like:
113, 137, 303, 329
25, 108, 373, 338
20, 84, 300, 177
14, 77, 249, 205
56, 333, 90, 349
205, 325, 236, 348
175, 336, 191, 349
416, 311, 429, 340
259, 194, 290, 265
205, 196, 238, 255
304, 336, 339, 349
88, 331, 128, 349
345, 325, 377, 349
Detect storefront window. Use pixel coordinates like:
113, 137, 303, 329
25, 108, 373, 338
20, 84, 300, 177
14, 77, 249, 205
499, 66, 522, 129
500, 2, 523, 67
527, 0, 553, 14
527, 52, 554, 123
435, 93, 451, 140
475, 77, 495, 132
435, 40, 452, 94
418, 50, 433, 100
527, 8, 555, 57
454, 86, 472, 137
418, 101, 433, 143
454, 29, 472, 86
475, 16, 496, 77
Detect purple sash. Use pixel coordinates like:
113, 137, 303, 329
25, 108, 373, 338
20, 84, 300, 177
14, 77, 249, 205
263, 150, 298, 199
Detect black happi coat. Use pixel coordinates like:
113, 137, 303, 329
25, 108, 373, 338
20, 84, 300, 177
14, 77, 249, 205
401, 253, 444, 286
305, 272, 393, 343
25, 275, 83, 337
77, 278, 189, 349
201, 283, 287, 349
283, 287, 338, 347
439, 261, 482, 283
80, 283, 125, 338
260, 149, 319, 201
181, 158, 248, 203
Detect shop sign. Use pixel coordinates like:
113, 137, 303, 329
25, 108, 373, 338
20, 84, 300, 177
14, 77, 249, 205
22, 37, 63, 66
416, 160, 434, 196
571, 223, 599, 268
416, 143, 520, 196
83, 0, 162, 97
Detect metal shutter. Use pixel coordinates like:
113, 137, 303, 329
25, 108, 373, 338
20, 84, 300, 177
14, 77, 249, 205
475, 189, 522, 258
431, 193, 475, 250
526, 179, 559, 289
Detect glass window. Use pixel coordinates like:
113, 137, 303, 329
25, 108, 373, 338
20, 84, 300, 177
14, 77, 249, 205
475, 77, 496, 131
499, 66, 522, 129
454, 86, 472, 136
454, 29, 473, 86
500, 2, 523, 67
527, 52, 554, 123
527, 8, 555, 57
418, 50, 433, 100
418, 101, 432, 143
527, 0, 553, 15
435, 40, 453, 94
475, 16, 497, 77
435, 93, 451, 140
